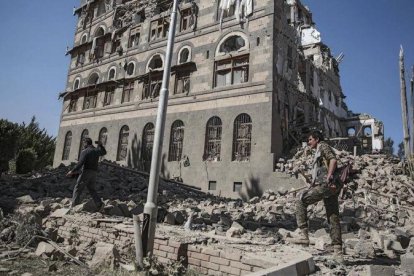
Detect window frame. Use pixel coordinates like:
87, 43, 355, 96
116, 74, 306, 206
62, 131, 72, 160
168, 120, 185, 162
203, 116, 222, 161
117, 125, 129, 161
214, 54, 249, 88
232, 113, 252, 161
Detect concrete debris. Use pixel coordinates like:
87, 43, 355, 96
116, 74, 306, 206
0, 148, 414, 275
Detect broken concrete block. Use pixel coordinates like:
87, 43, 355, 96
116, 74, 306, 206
50, 208, 70, 218
89, 242, 120, 269
35, 242, 57, 258
313, 228, 328, 238
350, 240, 375, 258
164, 213, 176, 225
367, 265, 395, 276
226, 222, 245, 238
172, 211, 185, 225
384, 239, 404, 253
400, 253, 414, 274
16, 195, 34, 204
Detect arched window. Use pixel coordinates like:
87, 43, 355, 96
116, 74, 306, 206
94, 27, 105, 38
78, 129, 89, 159
142, 123, 155, 164
96, 1, 106, 17
81, 34, 88, 44
347, 127, 356, 137
108, 68, 116, 80
117, 125, 129, 161
219, 35, 246, 54
215, 34, 249, 87
147, 54, 164, 71
99, 127, 108, 146
168, 120, 184, 161
88, 73, 99, 85
178, 47, 191, 64
62, 131, 72, 160
73, 78, 80, 90
232, 114, 252, 161
204, 116, 222, 161
363, 126, 372, 137
126, 62, 135, 76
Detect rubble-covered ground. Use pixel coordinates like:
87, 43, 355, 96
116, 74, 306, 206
1, 149, 414, 275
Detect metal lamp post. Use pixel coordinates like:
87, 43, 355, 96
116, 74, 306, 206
142, 0, 180, 256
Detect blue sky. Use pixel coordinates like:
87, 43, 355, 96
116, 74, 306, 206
0, 1, 413, 151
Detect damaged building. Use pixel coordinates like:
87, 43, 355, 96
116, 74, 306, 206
54, 0, 383, 197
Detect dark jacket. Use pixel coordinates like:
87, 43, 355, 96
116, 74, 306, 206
73, 145, 106, 172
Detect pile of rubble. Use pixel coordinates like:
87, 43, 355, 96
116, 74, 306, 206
1, 148, 414, 275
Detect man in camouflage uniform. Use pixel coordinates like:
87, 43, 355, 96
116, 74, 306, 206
291, 130, 344, 263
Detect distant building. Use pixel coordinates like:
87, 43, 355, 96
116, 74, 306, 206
54, 0, 382, 198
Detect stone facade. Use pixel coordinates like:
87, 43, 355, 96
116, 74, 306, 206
54, 0, 354, 198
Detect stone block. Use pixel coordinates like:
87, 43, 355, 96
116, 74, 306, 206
367, 265, 395, 276
88, 242, 120, 269
401, 253, 414, 274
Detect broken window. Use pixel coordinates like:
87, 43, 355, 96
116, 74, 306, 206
62, 131, 72, 161
363, 126, 372, 137
328, 90, 332, 102
219, 36, 246, 54
232, 113, 252, 161
96, 0, 106, 17
208, 181, 217, 191
148, 54, 164, 70
204, 116, 222, 161
81, 34, 88, 44
76, 52, 86, 67
88, 73, 99, 86
142, 73, 162, 99
122, 81, 134, 103
99, 127, 108, 146
83, 92, 97, 110
110, 38, 121, 55
233, 182, 242, 192
215, 55, 249, 87
295, 108, 305, 128
78, 129, 89, 159
347, 127, 355, 137
168, 120, 185, 162
174, 71, 190, 95
335, 96, 339, 107
108, 68, 116, 80
287, 46, 293, 70
142, 123, 155, 163
104, 86, 115, 106
180, 8, 194, 32
179, 48, 190, 64
150, 18, 170, 42
68, 97, 78, 113
126, 62, 135, 76
73, 79, 80, 90
128, 27, 141, 48
117, 125, 129, 161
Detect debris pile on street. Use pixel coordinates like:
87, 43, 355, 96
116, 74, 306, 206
1, 148, 414, 275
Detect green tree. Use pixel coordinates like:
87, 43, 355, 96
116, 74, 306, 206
17, 116, 56, 170
398, 142, 405, 159
0, 119, 20, 174
383, 137, 394, 155
0, 117, 55, 174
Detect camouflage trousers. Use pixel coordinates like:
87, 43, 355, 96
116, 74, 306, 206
296, 183, 342, 246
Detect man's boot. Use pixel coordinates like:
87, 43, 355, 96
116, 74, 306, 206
288, 228, 310, 246
333, 245, 345, 264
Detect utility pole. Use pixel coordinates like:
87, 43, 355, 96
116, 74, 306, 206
142, 0, 180, 257
399, 46, 410, 158
410, 66, 414, 156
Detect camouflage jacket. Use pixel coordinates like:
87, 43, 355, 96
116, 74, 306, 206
311, 141, 336, 185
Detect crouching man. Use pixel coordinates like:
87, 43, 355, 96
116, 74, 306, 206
66, 138, 106, 211
290, 130, 344, 264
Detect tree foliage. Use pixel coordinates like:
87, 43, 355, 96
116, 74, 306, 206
0, 120, 20, 174
383, 137, 394, 155
0, 117, 55, 174
398, 142, 405, 159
